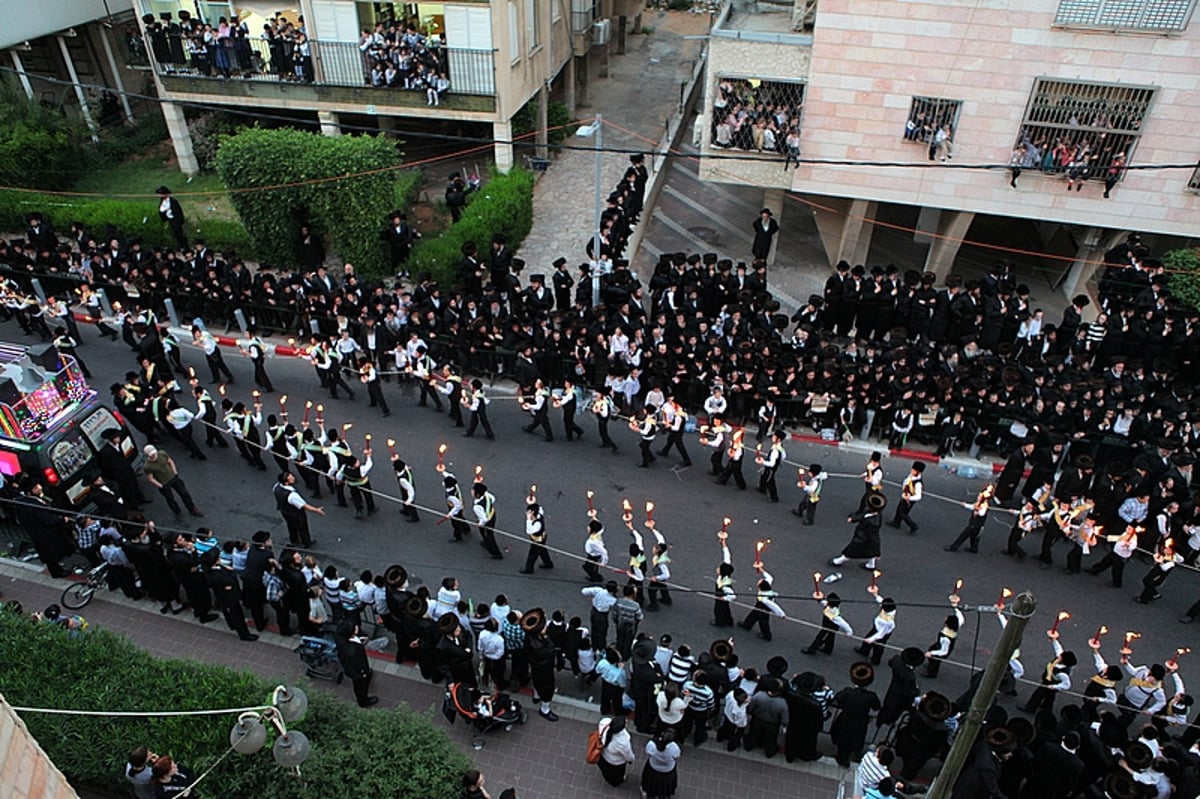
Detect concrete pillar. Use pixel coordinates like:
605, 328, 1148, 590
563, 53, 577, 117
10, 51, 34, 99
1059, 228, 1125, 304
318, 110, 342, 137
98, 27, 134, 124
762, 188, 785, 266
810, 196, 877, 269
576, 54, 590, 107
160, 102, 200, 176
493, 120, 514, 173
57, 35, 99, 142
923, 209, 976, 279
617, 16, 627, 55
536, 82, 549, 160
377, 116, 397, 138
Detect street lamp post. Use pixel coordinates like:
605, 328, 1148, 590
577, 114, 603, 266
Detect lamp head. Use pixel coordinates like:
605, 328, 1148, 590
229, 716, 267, 755
273, 686, 308, 723
272, 730, 311, 768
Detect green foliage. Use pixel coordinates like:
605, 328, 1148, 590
0, 84, 87, 191
187, 111, 242, 172
511, 100, 578, 148
394, 168, 424, 209
0, 190, 251, 254
409, 167, 535, 284
668, 0, 693, 10
1164, 247, 1200, 310
215, 128, 402, 275
0, 611, 469, 799
88, 114, 171, 168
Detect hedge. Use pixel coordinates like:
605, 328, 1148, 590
409, 167, 536, 285
0, 611, 469, 799
215, 128, 402, 276
0, 190, 253, 255
1164, 247, 1200, 310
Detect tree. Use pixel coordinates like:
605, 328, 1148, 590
216, 128, 402, 275
1164, 247, 1200, 310
0, 84, 86, 191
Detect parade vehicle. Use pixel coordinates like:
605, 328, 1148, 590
0, 342, 139, 507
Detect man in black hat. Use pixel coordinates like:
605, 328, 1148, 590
335, 619, 380, 706
888, 462, 924, 533
155, 186, 187, 250
98, 428, 149, 508
878, 647, 925, 729
445, 173, 473, 222
381, 211, 418, 277
273, 471, 323, 548
831, 663, 881, 767
551, 257, 573, 311
802, 592, 853, 655
751, 208, 779, 262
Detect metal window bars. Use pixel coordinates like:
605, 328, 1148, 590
710, 77, 805, 156
902, 97, 963, 144
1054, 0, 1197, 32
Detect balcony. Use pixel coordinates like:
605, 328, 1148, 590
151, 38, 497, 114
713, 0, 816, 44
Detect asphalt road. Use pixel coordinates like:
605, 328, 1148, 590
15, 326, 1199, 713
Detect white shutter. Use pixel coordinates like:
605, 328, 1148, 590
309, 0, 360, 41
444, 5, 495, 95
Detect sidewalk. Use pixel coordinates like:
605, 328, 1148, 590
517, 13, 710, 272
0, 562, 844, 799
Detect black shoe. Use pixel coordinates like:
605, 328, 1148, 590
199, 613, 219, 624
360, 696, 380, 707
885, 521, 900, 529
240, 634, 260, 641
801, 648, 817, 655
540, 709, 559, 722
519, 569, 534, 574
944, 545, 959, 552
538, 563, 554, 569
1180, 616, 1195, 624
1134, 596, 1149, 604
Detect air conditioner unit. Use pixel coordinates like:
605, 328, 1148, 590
592, 19, 611, 46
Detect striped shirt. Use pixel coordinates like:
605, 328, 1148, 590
683, 680, 715, 713
667, 653, 696, 685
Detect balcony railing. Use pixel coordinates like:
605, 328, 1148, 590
148, 37, 496, 96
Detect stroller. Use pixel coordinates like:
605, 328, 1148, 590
294, 636, 344, 683
441, 682, 527, 749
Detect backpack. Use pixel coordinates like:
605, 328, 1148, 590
585, 729, 604, 764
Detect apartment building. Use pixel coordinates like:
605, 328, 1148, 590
127, 0, 622, 174
700, 0, 1200, 297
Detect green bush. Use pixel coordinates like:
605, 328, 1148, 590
215, 128, 402, 275
0, 190, 252, 254
511, 100, 578, 148
0, 84, 88, 191
0, 611, 469, 799
394, 168, 424, 209
186, 111, 242, 172
409, 167, 535, 284
1165, 247, 1200, 310
87, 114, 170, 168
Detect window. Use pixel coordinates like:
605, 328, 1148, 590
902, 97, 962, 144
1188, 163, 1200, 192
509, 1, 520, 63
526, 0, 541, 51
1054, 0, 1196, 32
1016, 78, 1154, 175
710, 77, 805, 159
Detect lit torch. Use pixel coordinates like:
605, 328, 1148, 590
436, 443, 447, 471
1167, 648, 1191, 669
1121, 631, 1141, 656
315, 404, 324, 426
187, 365, 196, 380
279, 394, 288, 422
721, 517, 731, 534
812, 571, 823, 600
997, 587, 1013, 610
474, 465, 483, 484
364, 434, 372, 453
586, 490, 595, 512
645, 501, 655, 524
1049, 610, 1070, 639
950, 577, 963, 604
622, 499, 633, 523
868, 569, 881, 595
755, 539, 770, 567
251, 389, 261, 404
1089, 625, 1108, 649
304, 401, 312, 424
386, 438, 396, 456
218, 384, 227, 398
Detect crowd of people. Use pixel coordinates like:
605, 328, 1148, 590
710, 78, 804, 168
4, 144, 1200, 796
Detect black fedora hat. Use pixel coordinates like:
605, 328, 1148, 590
850, 661, 875, 687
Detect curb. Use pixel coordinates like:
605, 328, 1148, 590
784, 431, 1001, 477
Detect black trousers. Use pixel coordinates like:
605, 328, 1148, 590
348, 483, 376, 516
351, 668, 373, 706
366, 381, 390, 415
465, 408, 494, 439
947, 517, 985, 551
758, 468, 779, 501
523, 543, 553, 571
892, 499, 918, 531
1088, 552, 1128, 586
638, 439, 655, 466
712, 599, 734, 627
563, 410, 584, 440
1005, 523, 1028, 559
590, 607, 609, 650
717, 459, 746, 489
479, 520, 503, 558
660, 431, 690, 464
207, 350, 234, 383
326, 368, 355, 399
525, 411, 553, 441
739, 604, 773, 640
251, 358, 274, 391
282, 511, 312, 547
417, 379, 442, 409
220, 602, 254, 639
597, 417, 617, 450
584, 554, 602, 581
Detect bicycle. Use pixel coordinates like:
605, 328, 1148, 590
61, 562, 109, 610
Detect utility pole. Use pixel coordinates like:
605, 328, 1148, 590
926, 591, 1037, 799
